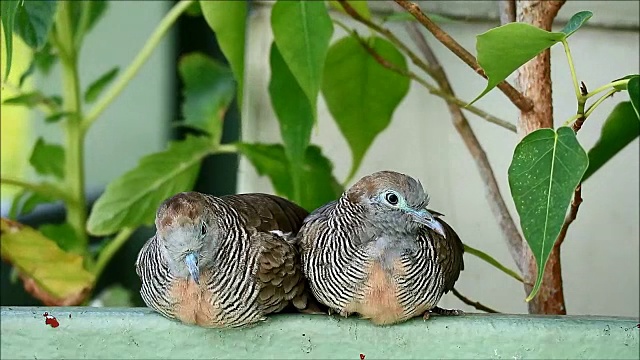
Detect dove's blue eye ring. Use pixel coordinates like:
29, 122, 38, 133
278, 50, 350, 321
385, 192, 399, 205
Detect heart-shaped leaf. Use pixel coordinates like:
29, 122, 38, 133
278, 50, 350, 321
178, 53, 235, 144
200, 0, 247, 106
508, 127, 589, 301
471, 23, 565, 105
29, 137, 65, 180
14, 0, 57, 50
559, 11, 593, 37
84, 67, 119, 104
237, 143, 343, 211
612, 74, 639, 91
0, 218, 95, 306
271, 0, 333, 112
627, 76, 639, 119
583, 102, 640, 181
87, 136, 212, 236
322, 35, 410, 180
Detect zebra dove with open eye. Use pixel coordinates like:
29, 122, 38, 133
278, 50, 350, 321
298, 170, 464, 325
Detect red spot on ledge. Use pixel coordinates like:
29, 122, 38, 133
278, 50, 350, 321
43, 312, 59, 328
360, 354, 365, 360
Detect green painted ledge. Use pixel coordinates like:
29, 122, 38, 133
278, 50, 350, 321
1, 307, 638, 359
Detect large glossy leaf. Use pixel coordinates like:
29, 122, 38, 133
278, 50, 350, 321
87, 136, 212, 236
268, 43, 314, 202
583, 102, 640, 181
271, 0, 333, 112
627, 76, 639, 119
0, 218, 95, 306
559, 11, 593, 37
471, 23, 565, 105
1, 0, 20, 80
84, 67, 119, 104
200, 0, 247, 106
178, 53, 235, 144
322, 35, 410, 180
237, 143, 343, 211
508, 127, 588, 301
29, 137, 65, 180
14, 0, 57, 49
328, 0, 371, 20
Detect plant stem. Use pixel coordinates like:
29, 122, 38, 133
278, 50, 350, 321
57, 1, 88, 251
464, 244, 524, 283
585, 79, 628, 99
82, 0, 194, 134
561, 40, 581, 101
584, 89, 619, 118
215, 143, 238, 154
93, 227, 135, 280
451, 288, 499, 313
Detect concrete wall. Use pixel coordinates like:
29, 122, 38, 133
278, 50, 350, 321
238, 2, 639, 317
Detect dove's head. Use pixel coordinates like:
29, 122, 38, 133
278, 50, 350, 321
155, 192, 220, 284
346, 171, 445, 237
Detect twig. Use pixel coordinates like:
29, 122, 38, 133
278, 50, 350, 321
352, 33, 516, 132
498, 0, 516, 24
394, 0, 533, 113
452, 288, 499, 313
555, 184, 582, 248
403, 21, 526, 273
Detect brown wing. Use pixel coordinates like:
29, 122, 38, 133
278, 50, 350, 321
220, 193, 308, 234
425, 214, 465, 293
220, 193, 321, 314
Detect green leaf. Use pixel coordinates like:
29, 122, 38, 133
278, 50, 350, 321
21, 192, 55, 215
3, 91, 43, 107
39, 222, 80, 253
322, 35, 410, 180
13, 0, 57, 49
71, 1, 109, 37
328, 0, 371, 20
271, 0, 333, 112
8, 184, 64, 219
559, 11, 593, 37
237, 143, 343, 211
45, 111, 74, 123
268, 43, 314, 202
200, 0, 247, 107
1, 0, 21, 80
583, 102, 640, 181
471, 23, 565, 105
87, 136, 212, 236
508, 127, 589, 302
0, 218, 95, 305
29, 137, 65, 180
178, 53, 235, 143
84, 67, 119, 104
185, 1, 202, 17
627, 76, 639, 119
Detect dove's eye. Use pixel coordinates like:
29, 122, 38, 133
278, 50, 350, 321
200, 223, 207, 236
385, 192, 399, 205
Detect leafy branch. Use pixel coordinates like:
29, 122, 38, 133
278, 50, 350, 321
393, 0, 534, 112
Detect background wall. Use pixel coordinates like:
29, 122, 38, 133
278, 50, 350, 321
238, 1, 639, 317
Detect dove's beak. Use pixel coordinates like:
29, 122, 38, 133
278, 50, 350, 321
411, 209, 446, 238
185, 252, 200, 285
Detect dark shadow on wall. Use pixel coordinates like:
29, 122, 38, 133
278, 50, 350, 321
0, 1, 242, 306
